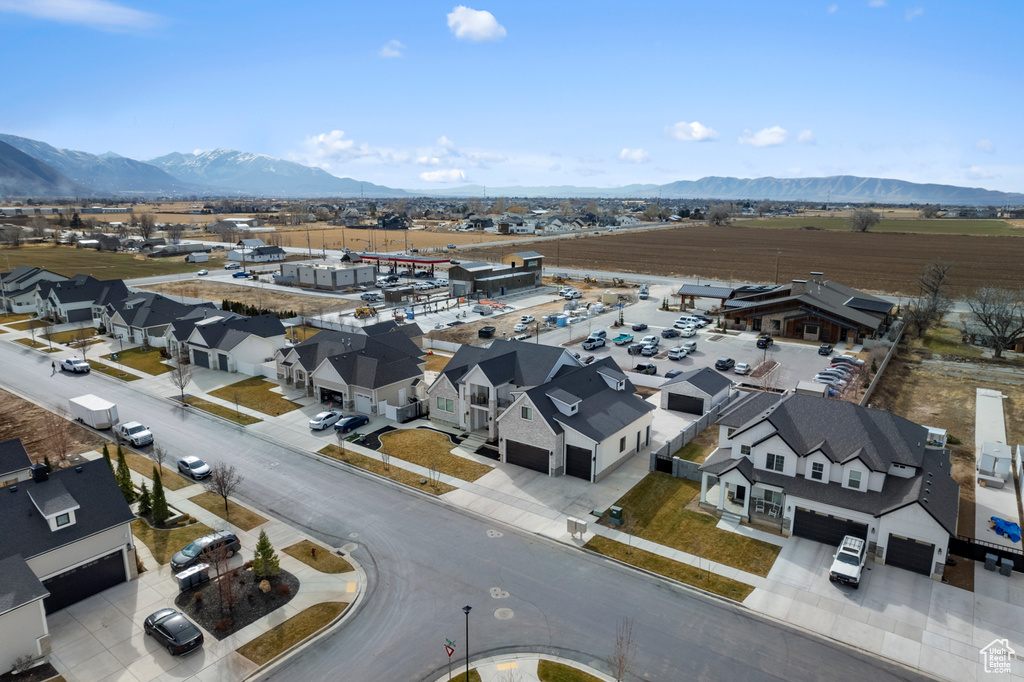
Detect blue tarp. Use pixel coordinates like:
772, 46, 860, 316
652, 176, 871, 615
991, 517, 1022, 543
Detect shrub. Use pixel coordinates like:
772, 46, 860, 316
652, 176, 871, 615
194, 591, 203, 602
947, 434, 962, 445
243, 559, 254, 570
252, 530, 280, 579
136, 558, 145, 573
274, 584, 291, 596
215, 617, 232, 632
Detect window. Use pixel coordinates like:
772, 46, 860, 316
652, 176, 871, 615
521, 406, 532, 420
740, 445, 751, 456
620, 436, 626, 452
446, 398, 454, 412
56, 513, 70, 527
766, 453, 784, 472
811, 462, 824, 481
727, 428, 736, 437
848, 470, 862, 489
762, 490, 783, 506
436, 396, 445, 410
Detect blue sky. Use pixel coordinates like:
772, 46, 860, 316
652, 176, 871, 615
1, 0, 1021, 191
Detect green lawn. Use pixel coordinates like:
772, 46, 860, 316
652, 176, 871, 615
90, 362, 142, 381
537, 660, 607, 682
208, 377, 301, 417
0, 244, 209, 278
741, 216, 1019, 236
132, 518, 214, 565
102, 346, 172, 375
673, 429, 718, 463
608, 473, 780, 577
237, 603, 348, 666
183, 397, 262, 425
920, 324, 984, 359
46, 327, 97, 344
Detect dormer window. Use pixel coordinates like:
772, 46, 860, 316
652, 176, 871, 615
56, 513, 70, 527
740, 445, 751, 456
848, 470, 862, 489
811, 462, 824, 481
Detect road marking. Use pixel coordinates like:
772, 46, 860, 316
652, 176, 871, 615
496, 662, 518, 671
489, 587, 509, 599
347, 582, 357, 593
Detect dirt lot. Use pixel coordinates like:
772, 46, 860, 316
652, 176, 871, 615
458, 225, 1024, 297
137, 281, 358, 316
0, 388, 105, 463
199, 224, 519, 252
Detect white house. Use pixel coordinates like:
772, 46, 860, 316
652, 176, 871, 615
34, 275, 129, 324
0, 266, 67, 314
184, 314, 286, 375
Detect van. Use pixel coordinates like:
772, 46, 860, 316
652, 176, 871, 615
674, 316, 699, 329
170, 531, 242, 571
472, 304, 493, 315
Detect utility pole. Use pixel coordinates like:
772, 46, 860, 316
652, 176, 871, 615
774, 250, 782, 285
462, 605, 471, 681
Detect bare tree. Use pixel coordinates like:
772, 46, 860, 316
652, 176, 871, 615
72, 324, 92, 361
705, 202, 732, 226
204, 462, 243, 515
138, 213, 156, 240
607, 616, 637, 682
44, 409, 74, 466
905, 261, 954, 338
41, 317, 55, 351
30, 215, 48, 238
847, 208, 881, 232
755, 201, 773, 217
168, 350, 193, 401
966, 287, 1024, 358
152, 444, 169, 477
621, 509, 637, 556
202, 542, 236, 616
165, 223, 184, 244
428, 458, 441, 489
380, 449, 391, 472
919, 204, 942, 219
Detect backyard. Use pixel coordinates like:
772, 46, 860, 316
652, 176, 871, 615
672, 428, 718, 463
208, 377, 301, 417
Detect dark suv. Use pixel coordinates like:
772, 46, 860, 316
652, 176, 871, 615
756, 335, 774, 349
715, 357, 735, 371
170, 531, 241, 571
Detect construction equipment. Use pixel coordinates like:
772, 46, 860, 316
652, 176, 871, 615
551, 276, 567, 284
583, 276, 598, 284
612, 277, 626, 286
354, 306, 378, 319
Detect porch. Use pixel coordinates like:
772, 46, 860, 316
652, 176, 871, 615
700, 474, 785, 529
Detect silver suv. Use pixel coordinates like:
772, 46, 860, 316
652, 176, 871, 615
829, 535, 867, 588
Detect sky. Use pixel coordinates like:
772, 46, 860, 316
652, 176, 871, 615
1, 0, 1021, 192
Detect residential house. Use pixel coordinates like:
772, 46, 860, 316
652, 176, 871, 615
0, 266, 67, 314
0, 440, 136, 673
496, 358, 655, 481
660, 367, 733, 415
164, 308, 246, 359
103, 292, 214, 348
228, 244, 285, 263
464, 217, 493, 230
698, 392, 959, 579
183, 314, 286, 375
34, 275, 129, 324
377, 214, 409, 230
722, 271, 893, 344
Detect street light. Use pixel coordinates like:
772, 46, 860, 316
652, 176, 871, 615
462, 605, 471, 681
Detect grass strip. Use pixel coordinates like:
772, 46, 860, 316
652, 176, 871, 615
90, 362, 141, 381
538, 659, 603, 682
237, 602, 347, 666
585, 535, 753, 601
209, 377, 301, 417
379, 430, 492, 482
101, 346, 173, 375
283, 540, 354, 574
188, 491, 267, 531
118, 451, 190, 491
319, 444, 456, 495
46, 327, 97, 344
132, 518, 214, 565
183, 397, 262, 425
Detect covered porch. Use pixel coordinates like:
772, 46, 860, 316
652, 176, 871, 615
700, 472, 786, 528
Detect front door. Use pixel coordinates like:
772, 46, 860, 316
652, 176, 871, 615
734, 485, 746, 504
218, 354, 229, 371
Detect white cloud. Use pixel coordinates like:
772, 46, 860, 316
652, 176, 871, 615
447, 6, 506, 41
665, 121, 719, 142
975, 139, 994, 154
828, 4, 839, 12
618, 148, 650, 164
868, 0, 886, 7
0, 0, 160, 31
797, 130, 816, 144
378, 40, 405, 58
965, 166, 996, 180
420, 169, 466, 183
738, 126, 789, 147
905, 7, 923, 20
437, 135, 455, 148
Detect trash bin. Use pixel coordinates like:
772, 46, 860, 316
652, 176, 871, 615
609, 506, 623, 526
176, 563, 210, 591
985, 553, 999, 571
1000, 558, 1014, 577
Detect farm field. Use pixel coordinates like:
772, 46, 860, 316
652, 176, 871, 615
459, 225, 1024, 297
196, 224, 519, 252
738, 216, 1018, 237
0, 244, 207, 278
137, 280, 358, 315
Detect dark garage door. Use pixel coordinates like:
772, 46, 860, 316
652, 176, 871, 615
565, 445, 592, 481
793, 507, 867, 546
43, 550, 126, 614
193, 349, 209, 368
506, 440, 548, 474
885, 534, 934, 575
667, 393, 705, 415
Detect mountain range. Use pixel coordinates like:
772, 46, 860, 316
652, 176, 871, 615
0, 133, 1021, 205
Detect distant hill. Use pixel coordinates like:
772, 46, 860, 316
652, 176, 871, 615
416, 183, 661, 199
0, 140, 92, 198
148, 149, 408, 198
0, 134, 198, 196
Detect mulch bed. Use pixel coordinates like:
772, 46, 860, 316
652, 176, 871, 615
416, 425, 464, 445
474, 444, 500, 460
174, 568, 299, 640
0, 662, 59, 682
750, 360, 779, 379
348, 425, 395, 451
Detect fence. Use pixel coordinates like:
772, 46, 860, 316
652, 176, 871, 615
1017, 446, 1023, 501
423, 338, 462, 353
384, 399, 428, 423
860, 320, 907, 407
649, 393, 740, 479
948, 535, 1024, 573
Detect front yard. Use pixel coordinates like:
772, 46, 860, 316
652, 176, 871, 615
283, 540, 354, 574
46, 327, 97, 344
183, 397, 263, 425
188, 491, 268, 531
209, 377, 301, 417
132, 518, 214, 565
378, 429, 492, 482
102, 346, 172, 375
319, 444, 456, 495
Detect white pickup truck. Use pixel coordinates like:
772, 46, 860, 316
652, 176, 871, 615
60, 357, 90, 373
115, 421, 154, 447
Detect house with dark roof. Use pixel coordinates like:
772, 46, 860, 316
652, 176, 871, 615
228, 243, 285, 263
164, 308, 246, 359
34, 275, 129, 324
183, 314, 286, 375
0, 443, 136, 672
428, 339, 582, 442
495, 358, 655, 481
699, 392, 959, 580
660, 367, 733, 415
722, 272, 893, 345
0, 266, 68, 314
103, 292, 214, 348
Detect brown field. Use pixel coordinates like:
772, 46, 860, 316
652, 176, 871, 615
196, 224, 519, 252
137, 281, 358, 315
459, 225, 1024, 297
0, 388, 105, 463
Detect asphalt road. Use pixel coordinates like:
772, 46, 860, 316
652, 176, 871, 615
0, 341, 937, 682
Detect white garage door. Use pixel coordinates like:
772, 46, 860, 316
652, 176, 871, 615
355, 393, 373, 414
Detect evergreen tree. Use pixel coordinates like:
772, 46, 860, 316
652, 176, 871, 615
115, 446, 134, 502
151, 468, 170, 525
43, 456, 53, 473
137, 481, 151, 517
102, 443, 112, 470
252, 530, 280, 578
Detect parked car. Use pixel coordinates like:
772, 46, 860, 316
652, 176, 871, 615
446, 244, 457, 249
170, 530, 241, 571
144, 609, 204, 656
591, 329, 608, 339
521, 315, 535, 324
818, 344, 834, 356
681, 341, 698, 353
641, 344, 658, 356
197, 269, 208, 276
409, 248, 420, 253
678, 327, 696, 337
60, 357, 90, 373
661, 328, 680, 338
231, 271, 250, 278
446, 320, 465, 327
627, 343, 644, 355
513, 323, 529, 333
715, 357, 735, 371
224, 262, 240, 270
580, 354, 595, 365
309, 410, 343, 430
694, 314, 714, 324
667, 346, 688, 360
334, 414, 370, 433
829, 535, 867, 588
665, 369, 683, 379
756, 335, 774, 349
177, 456, 211, 480
832, 355, 865, 367
639, 335, 659, 347
582, 335, 606, 350
632, 322, 648, 332
734, 362, 752, 375
635, 363, 658, 375
361, 293, 383, 302
115, 421, 154, 447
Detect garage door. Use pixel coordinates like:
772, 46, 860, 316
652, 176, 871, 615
193, 349, 209, 368
506, 440, 548, 474
667, 393, 705, 415
793, 507, 868, 546
66, 308, 91, 323
355, 393, 372, 414
885, 534, 934, 576
565, 445, 591, 481
43, 550, 126, 614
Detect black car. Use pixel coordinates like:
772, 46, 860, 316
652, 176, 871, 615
661, 328, 680, 338
818, 344, 834, 356
664, 369, 683, 379
334, 414, 370, 433
145, 609, 204, 656
632, 323, 648, 331
635, 363, 657, 375
170, 530, 241, 571
694, 314, 713, 323
756, 335, 774, 349
715, 357, 735, 371
627, 343, 644, 355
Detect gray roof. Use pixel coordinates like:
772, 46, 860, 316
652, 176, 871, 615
108, 293, 211, 330
41, 274, 128, 306
727, 279, 888, 330
326, 344, 422, 389
0, 458, 135, 562
0, 438, 32, 478
438, 339, 569, 389
512, 251, 544, 259
716, 391, 784, 428
27, 478, 79, 516
675, 284, 735, 299
282, 327, 421, 373
662, 367, 733, 396
0, 555, 48, 617
190, 314, 285, 351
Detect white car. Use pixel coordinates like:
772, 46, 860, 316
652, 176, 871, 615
60, 357, 90, 373
224, 262, 241, 270
116, 421, 154, 447
734, 362, 752, 375
667, 346, 688, 360
513, 323, 529, 333
678, 327, 696, 337
309, 410, 343, 430
177, 456, 211, 480
829, 535, 867, 588
520, 315, 535, 324
197, 269, 208, 276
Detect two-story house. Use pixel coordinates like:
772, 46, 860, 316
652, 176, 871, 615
34, 275, 129, 324
103, 292, 214, 348
698, 393, 959, 579
0, 266, 67, 314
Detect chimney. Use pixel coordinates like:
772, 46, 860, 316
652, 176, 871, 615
31, 462, 49, 483
791, 279, 808, 295
810, 271, 824, 284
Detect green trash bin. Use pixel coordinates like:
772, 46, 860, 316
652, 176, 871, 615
609, 506, 623, 526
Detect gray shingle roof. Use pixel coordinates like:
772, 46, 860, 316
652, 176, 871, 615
728, 279, 887, 330
662, 367, 734, 396
282, 328, 422, 374
0, 555, 48, 617
675, 284, 735, 299
0, 438, 32, 478
27, 479, 80, 517
438, 339, 569, 389
191, 314, 285, 350
43, 275, 128, 306
716, 391, 784, 428
326, 345, 422, 389
108, 293, 211, 330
